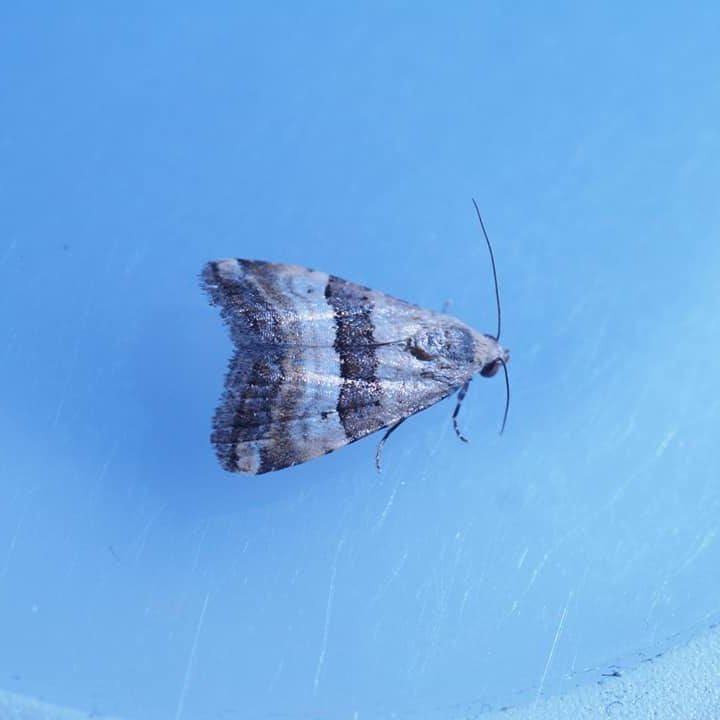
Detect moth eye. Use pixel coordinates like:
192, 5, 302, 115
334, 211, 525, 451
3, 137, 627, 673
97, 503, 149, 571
480, 360, 502, 378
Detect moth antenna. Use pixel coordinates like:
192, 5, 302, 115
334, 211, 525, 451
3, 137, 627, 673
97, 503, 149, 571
452, 379, 472, 443
375, 418, 406, 472
499, 359, 510, 434
471, 198, 502, 341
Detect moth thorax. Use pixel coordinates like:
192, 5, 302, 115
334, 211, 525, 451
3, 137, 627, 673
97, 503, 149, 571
409, 323, 476, 365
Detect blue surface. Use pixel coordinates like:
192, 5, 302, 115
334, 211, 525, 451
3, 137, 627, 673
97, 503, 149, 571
2, 4, 720, 719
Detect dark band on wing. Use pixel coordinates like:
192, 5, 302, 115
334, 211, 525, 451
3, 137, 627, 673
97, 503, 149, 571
204, 260, 298, 472
325, 275, 382, 440
211, 350, 285, 471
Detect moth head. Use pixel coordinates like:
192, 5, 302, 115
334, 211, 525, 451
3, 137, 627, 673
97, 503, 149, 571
476, 332, 510, 433
480, 335, 509, 378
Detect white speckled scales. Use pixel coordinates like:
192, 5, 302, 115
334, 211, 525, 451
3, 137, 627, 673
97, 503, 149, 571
201, 258, 508, 474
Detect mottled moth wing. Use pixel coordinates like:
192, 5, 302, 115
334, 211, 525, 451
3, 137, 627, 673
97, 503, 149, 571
202, 259, 491, 474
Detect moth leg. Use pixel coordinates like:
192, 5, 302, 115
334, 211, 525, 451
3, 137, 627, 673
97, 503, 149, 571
452, 380, 472, 443
375, 419, 407, 473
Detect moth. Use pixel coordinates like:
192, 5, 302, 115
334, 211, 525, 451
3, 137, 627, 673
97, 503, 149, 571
201, 201, 510, 475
